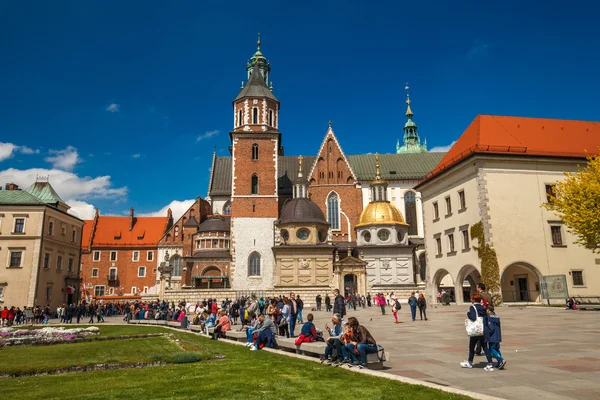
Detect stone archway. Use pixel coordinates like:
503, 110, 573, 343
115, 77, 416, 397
501, 262, 542, 302
456, 265, 481, 304
431, 268, 455, 304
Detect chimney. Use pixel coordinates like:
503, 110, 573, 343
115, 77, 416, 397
5, 183, 19, 191
129, 207, 134, 231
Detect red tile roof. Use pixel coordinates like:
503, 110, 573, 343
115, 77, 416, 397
82, 221, 93, 251
86, 216, 168, 248
422, 115, 600, 184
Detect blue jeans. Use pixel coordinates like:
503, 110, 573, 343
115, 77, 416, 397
347, 343, 378, 365
297, 310, 303, 323
489, 342, 504, 363
246, 328, 255, 343
289, 314, 297, 336
410, 306, 416, 321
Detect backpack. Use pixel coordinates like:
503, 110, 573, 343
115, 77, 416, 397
244, 309, 249, 320
394, 300, 401, 311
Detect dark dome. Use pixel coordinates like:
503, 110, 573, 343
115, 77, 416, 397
278, 198, 329, 225
198, 215, 230, 233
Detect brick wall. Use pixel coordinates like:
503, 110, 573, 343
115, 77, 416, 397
81, 247, 158, 297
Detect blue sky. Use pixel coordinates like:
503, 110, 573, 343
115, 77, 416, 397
1, 1, 598, 219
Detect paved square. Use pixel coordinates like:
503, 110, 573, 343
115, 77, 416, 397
305, 304, 600, 400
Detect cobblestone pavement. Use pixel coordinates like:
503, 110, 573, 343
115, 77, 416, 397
304, 304, 600, 400
50, 304, 600, 400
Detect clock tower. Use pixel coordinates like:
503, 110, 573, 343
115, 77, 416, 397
229, 37, 281, 291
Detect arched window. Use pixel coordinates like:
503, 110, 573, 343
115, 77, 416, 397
327, 192, 340, 230
222, 201, 231, 215
251, 174, 259, 195
248, 252, 261, 276
252, 108, 258, 124
268, 110, 273, 126
252, 143, 259, 160
170, 255, 183, 277
405, 191, 418, 236
237, 109, 243, 126
174, 226, 179, 237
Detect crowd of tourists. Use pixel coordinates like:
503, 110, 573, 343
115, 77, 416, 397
1, 305, 52, 326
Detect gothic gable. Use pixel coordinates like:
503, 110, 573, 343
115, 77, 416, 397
308, 126, 357, 185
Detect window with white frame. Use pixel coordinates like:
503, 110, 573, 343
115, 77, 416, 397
14, 218, 25, 233
91, 268, 99, 278
71, 228, 77, 243
458, 190, 466, 211
9, 251, 23, 268
94, 285, 105, 297
48, 221, 54, 236
445, 196, 452, 216
109, 287, 114, 295
550, 225, 564, 246
110, 251, 117, 261
132, 251, 140, 262
68, 258, 74, 272
44, 253, 51, 268
327, 192, 340, 230
147, 251, 154, 261
143, 286, 149, 294
132, 287, 137, 294
138, 266, 146, 277
571, 270, 584, 286
93, 251, 101, 261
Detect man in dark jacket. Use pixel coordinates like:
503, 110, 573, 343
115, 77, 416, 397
289, 293, 299, 337
325, 295, 331, 312
333, 289, 346, 317
475, 283, 492, 355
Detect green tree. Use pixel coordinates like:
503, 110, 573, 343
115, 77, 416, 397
543, 151, 600, 253
471, 221, 502, 305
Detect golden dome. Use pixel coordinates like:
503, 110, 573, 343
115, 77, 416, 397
356, 201, 408, 228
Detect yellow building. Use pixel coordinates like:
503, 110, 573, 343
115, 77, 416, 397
0, 181, 83, 309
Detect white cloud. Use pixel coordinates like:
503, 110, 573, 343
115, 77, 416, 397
196, 130, 219, 142
0, 142, 17, 161
430, 141, 457, 153
131, 153, 141, 159
0, 142, 42, 161
140, 199, 195, 221
0, 168, 127, 201
67, 200, 96, 220
106, 103, 120, 113
45, 146, 81, 171
20, 146, 40, 155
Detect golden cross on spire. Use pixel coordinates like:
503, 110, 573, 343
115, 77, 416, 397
375, 152, 381, 178
405, 82, 411, 105
257, 32, 261, 49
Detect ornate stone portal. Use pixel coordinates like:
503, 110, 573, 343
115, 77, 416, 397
332, 255, 368, 296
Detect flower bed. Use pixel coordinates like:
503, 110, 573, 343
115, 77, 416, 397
0, 327, 100, 347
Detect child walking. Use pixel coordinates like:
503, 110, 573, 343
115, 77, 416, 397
485, 304, 506, 370
392, 298, 402, 324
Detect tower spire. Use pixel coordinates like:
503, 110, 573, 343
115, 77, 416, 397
257, 32, 261, 49
375, 152, 381, 180
293, 155, 308, 199
397, 82, 427, 154
370, 152, 387, 202
405, 82, 413, 118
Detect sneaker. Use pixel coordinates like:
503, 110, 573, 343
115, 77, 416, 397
484, 365, 494, 372
249, 346, 258, 351
319, 356, 326, 363
358, 363, 366, 369
497, 360, 507, 370
460, 361, 473, 369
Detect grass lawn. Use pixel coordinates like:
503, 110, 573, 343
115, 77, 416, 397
0, 336, 181, 375
0, 326, 471, 400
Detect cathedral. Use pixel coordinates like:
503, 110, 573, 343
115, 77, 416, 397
155, 39, 445, 300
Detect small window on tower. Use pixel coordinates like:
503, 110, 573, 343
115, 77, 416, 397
269, 110, 273, 126
252, 143, 259, 160
252, 174, 259, 195
252, 108, 258, 124
238, 110, 243, 126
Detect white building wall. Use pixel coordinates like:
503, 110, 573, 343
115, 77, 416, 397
360, 180, 425, 237
231, 217, 276, 291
